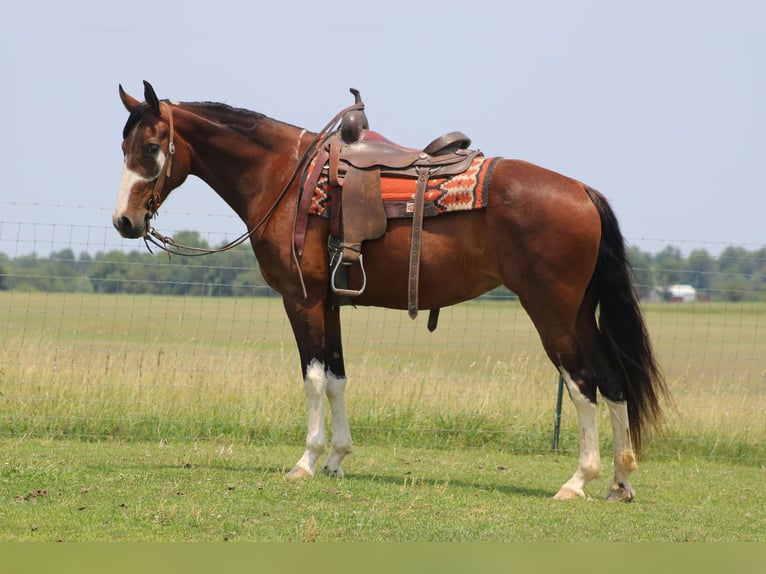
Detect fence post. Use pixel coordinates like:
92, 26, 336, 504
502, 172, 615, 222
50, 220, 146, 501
551, 373, 564, 452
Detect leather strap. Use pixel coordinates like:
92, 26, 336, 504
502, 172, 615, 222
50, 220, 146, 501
329, 141, 341, 187
328, 142, 343, 241
408, 166, 428, 319
427, 308, 440, 332
329, 183, 342, 238
149, 101, 176, 215
295, 148, 328, 256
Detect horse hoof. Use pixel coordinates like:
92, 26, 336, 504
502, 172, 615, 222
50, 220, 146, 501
320, 465, 345, 478
605, 483, 635, 502
286, 466, 313, 480
553, 487, 585, 501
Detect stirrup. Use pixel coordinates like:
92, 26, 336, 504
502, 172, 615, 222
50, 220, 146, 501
331, 252, 367, 297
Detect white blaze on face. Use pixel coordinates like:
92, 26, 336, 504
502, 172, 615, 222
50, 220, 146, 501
113, 151, 166, 219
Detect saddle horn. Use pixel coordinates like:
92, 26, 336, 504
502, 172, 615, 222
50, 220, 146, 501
341, 87, 369, 144
349, 87, 363, 105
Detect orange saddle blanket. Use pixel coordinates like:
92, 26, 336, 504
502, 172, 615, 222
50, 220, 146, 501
305, 155, 501, 218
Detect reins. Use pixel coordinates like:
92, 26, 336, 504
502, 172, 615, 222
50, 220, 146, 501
142, 100, 365, 258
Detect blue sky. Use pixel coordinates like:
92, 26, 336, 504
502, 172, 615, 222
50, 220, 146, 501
1, 0, 764, 256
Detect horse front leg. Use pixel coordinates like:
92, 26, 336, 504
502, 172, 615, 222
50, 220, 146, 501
322, 370, 352, 476
283, 298, 331, 479
284, 300, 352, 479
320, 306, 353, 477
287, 358, 329, 479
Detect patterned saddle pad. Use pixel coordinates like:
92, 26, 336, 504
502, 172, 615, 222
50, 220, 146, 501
306, 155, 501, 218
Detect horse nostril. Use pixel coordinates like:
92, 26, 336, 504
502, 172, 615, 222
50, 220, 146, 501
118, 216, 133, 234
113, 215, 149, 239
114, 215, 143, 238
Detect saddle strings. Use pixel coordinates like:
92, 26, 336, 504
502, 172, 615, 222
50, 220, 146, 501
143, 100, 366, 260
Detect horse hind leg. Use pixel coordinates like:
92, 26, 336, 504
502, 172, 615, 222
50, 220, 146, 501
604, 398, 638, 501
577, 303, 638, 501
555, 362, 638, 502
554, 362, 603, 500
518, 289, 603, 499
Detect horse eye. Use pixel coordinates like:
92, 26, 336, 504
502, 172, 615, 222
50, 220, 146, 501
143, 143, 160, 155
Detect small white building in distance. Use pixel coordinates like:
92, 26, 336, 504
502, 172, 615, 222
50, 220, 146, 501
667, 284, 697, 302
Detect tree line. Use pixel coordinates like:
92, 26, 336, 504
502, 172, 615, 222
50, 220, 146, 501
627, 244, 766, 302
1, 231, 765, 302
0, 231, 271, 297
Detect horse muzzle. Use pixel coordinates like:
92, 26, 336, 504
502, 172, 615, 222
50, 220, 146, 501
112, 213, 149, 239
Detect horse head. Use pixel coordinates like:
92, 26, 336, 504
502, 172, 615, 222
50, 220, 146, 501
113, 81, 190, 238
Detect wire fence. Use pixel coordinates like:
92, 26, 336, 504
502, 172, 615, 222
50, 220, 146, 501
1, 214, 764, 464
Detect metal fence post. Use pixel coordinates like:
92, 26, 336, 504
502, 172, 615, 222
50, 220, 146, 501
552, 373, 564, 452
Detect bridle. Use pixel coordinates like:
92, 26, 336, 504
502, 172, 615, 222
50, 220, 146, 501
141, 99, 364, 260
147, 101, 176, 218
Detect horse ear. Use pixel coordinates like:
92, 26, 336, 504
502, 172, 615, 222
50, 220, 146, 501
119, 84, 141, 112
143, 80, 161, 115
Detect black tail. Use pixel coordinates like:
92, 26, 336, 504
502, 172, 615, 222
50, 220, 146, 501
585, 186, 669, 454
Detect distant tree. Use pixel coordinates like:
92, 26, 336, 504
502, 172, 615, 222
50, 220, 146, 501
653, 246, 684, 286
711, 272, 751, 302
715, 246, 758, 301
77, 252, 93, 275
718, 246, 753, 276
87, 250, 137, 293
751, 248, 766, 296
684, 249, 716, 291
626, 245, 655, 298
202, 243, 258, 296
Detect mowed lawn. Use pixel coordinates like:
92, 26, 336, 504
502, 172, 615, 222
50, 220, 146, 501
0, 292, 764, 541
1, 438, 764, 542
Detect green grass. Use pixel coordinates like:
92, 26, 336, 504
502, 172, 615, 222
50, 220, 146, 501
0, 293, 764, 462
0, 292, 766, 465
1, 293, 765, 541
1, 438, 764, 542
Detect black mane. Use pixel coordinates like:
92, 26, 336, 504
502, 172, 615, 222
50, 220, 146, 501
184, 101, 268, 136
122, 100, 271, 140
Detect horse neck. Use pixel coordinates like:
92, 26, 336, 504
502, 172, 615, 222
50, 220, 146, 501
174, 105, 309, 224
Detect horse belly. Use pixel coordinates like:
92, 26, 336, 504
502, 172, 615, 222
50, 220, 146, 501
348, 214, 501, 310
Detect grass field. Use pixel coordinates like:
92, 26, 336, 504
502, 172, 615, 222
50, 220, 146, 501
0, 292, 766, 541
1, 292, 765, 541
1, 438, 764, 542
1, 292, 764, 460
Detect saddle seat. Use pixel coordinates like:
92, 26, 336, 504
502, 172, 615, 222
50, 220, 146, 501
339, 129, 473, 172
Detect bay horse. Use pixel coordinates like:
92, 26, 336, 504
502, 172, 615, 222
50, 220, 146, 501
113, 81, 668, 501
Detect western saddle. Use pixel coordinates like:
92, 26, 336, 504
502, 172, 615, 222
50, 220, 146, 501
296, 89, 481, 331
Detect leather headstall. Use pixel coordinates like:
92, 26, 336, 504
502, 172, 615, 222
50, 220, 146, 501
148, 101, 176, 216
